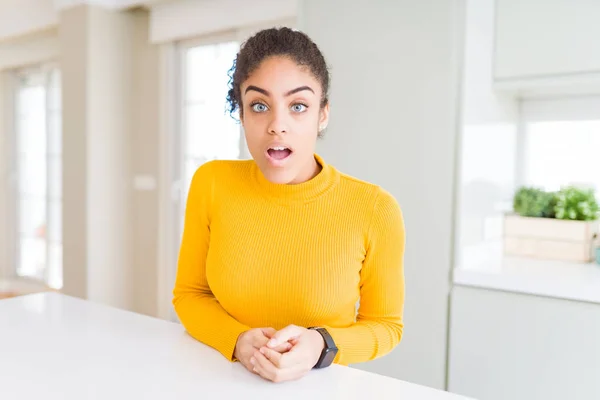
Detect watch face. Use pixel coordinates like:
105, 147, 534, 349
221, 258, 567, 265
321, 347, 337, 367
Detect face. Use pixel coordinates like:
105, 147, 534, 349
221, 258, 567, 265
240, 56, 329, 184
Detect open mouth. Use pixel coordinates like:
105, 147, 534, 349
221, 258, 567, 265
267, 146, 292, 160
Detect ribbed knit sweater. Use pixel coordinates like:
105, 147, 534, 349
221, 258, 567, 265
172, 154, 405, 365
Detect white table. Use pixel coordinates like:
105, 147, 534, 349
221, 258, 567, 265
0, 293, 472, 399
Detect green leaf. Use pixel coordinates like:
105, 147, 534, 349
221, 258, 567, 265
512, 186, 557, 218
554, 186, 599, 221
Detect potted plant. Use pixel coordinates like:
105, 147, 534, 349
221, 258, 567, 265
504, 186, 600, 263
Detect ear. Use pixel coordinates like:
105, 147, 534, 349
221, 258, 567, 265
318, 102, 330, 132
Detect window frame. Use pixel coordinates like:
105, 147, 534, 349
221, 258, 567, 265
6, 62, 62, 288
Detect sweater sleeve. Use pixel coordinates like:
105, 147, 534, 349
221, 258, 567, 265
325, 188, 406, 365
172, 161, 250, 361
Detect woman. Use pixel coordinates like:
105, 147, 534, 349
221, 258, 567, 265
173, 27, 406, 383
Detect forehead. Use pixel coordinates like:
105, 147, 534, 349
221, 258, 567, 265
242, 56, 321, 95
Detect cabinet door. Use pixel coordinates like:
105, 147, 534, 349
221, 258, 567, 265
448, 285, 600, 400
494, 0, 600, 80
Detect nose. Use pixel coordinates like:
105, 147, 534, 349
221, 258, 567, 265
267, 107, 289, 135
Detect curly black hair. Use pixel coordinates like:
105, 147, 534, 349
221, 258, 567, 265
226, 27, 330, 122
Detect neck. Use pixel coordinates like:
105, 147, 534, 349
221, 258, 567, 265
290, 156, 322, 184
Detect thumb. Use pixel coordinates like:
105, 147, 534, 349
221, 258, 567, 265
261, 327, 276, 338
267, 325, 303, 348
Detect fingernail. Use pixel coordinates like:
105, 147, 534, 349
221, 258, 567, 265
268, 339, 277, 347
250, 357, 256, 365
259, 347, 266, 354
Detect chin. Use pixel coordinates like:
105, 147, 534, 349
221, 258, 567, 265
262, 168, 296, 185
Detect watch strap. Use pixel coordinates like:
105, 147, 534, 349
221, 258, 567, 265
308, 327, 338, 368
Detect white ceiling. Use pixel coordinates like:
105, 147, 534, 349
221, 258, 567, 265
0, 0, 166, 41
0, 0, 57, 42
54, 0, 166, 10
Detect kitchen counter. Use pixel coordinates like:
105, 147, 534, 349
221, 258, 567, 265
454, 243, 600, 304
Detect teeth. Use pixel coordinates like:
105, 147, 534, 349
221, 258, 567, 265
271, 146, 288, 151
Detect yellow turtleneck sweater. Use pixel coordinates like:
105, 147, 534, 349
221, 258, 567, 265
172, 154, 405, 366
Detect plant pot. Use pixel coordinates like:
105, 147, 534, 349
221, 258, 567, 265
503, 214, 599, 263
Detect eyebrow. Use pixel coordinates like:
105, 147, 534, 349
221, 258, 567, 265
244, 85, 315, 96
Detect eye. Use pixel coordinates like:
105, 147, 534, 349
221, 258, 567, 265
291, 103, 308, 113
251, 102, 268, 113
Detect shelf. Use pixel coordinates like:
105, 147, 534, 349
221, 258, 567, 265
453, 242, 600, 304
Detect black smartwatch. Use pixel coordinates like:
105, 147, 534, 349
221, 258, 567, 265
308, 327, 338, 368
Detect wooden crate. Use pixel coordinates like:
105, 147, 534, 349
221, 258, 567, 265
503, 214, 599, 262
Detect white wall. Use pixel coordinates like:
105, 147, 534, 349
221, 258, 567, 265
0, 74, 8, 279
454, 0, 519, 268
61, 5, 134, 309
85, 6, 134, 308
60, 5, 89, 299
131, 9, 161, 317
300, 0, 464, 389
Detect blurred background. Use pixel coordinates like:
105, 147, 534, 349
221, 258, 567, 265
1, 0, 599, 399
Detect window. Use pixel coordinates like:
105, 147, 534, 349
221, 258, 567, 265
12, 66, 62, 289
520, 97, 600, 197
176, 39, 245, 236
454, 96, 600, 269
524, 120, 600, 195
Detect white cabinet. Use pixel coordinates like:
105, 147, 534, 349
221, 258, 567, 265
494, 0, 600, 80
448, 285, 600, 400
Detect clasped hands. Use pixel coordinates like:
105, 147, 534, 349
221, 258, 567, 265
233, 325, 325, 383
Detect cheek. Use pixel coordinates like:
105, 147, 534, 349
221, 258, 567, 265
293, 112, 320, 137
242, 119, 264, 148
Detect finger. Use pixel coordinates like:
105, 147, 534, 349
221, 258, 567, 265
251, 335, 270, 350
253, 352, 309, 383
279, 345, 305, 368
267, 325, 303, 348
251, 350, 280, 382
270, 341, 293, 353
245, 359, 259, 375
259, 346, 282, 367
269, 365, 308, 383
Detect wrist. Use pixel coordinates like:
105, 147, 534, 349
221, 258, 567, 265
308, 328, 326, 351
307, 329, 326, 367
233, 330, 247, 361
